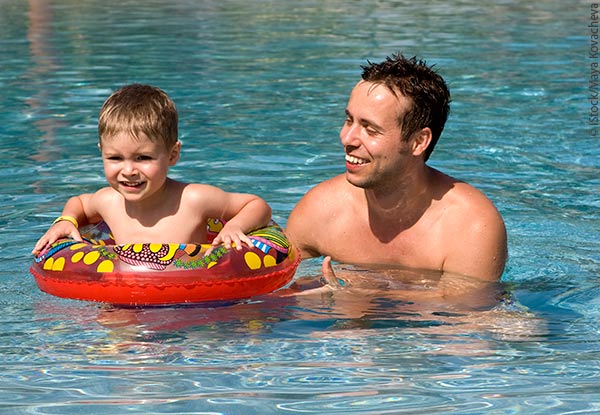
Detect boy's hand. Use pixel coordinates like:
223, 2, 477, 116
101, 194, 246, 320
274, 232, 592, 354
32, 221, 83, 256
204, 224, 254, 257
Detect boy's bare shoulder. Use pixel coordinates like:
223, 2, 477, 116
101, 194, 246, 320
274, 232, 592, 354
88, 186, 121, 205
180, 182, 224, 203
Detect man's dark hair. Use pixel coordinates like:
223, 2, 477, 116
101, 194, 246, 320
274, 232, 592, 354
361, 53, 451, 161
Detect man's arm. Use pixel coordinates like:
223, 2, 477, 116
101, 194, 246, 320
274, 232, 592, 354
285, 185, 328, 260
443, 207, 508, 281
320, 256, 504, 310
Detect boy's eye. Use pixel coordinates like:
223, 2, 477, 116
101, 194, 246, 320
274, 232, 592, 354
137, 155, 153, 161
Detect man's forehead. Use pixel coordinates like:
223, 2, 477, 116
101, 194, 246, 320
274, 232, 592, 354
352, 81, 411, 112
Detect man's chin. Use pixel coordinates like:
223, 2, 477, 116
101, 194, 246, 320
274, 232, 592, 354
345, 172, 370, 189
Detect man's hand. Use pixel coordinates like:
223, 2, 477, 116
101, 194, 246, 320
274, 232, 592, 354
322, 256, 344, 288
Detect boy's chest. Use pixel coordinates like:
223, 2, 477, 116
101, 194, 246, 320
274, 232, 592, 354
105, 215, 207, 244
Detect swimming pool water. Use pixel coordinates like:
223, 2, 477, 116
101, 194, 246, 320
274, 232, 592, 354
1, 0, 599, 413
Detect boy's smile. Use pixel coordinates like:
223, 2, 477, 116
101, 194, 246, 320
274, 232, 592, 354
120, 180, 145, 191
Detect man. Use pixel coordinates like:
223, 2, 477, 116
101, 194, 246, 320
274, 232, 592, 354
286, 54, 507, 286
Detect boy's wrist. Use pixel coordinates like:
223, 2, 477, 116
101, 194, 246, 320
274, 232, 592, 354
52, 215, 79, 228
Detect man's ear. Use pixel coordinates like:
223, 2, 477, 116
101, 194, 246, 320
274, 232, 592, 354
411, 127, 432, 157
169, 141, 182, 165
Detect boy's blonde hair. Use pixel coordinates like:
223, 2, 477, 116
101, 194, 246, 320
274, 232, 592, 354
98, 84, 178, 148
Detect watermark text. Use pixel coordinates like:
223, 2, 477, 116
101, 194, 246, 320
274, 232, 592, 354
590, 3, 599, 136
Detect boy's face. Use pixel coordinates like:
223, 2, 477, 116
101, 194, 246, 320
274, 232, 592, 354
99, 132, 180, 204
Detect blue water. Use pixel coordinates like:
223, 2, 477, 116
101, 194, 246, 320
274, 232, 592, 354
1, 0, 599, 413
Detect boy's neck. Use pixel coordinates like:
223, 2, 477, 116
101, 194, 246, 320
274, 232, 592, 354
123, 178, 180, 226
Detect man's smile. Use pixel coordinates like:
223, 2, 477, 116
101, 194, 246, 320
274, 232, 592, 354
345, 154, 369, 165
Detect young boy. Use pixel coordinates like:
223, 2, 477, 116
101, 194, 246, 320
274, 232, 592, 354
32, 84, 272, 255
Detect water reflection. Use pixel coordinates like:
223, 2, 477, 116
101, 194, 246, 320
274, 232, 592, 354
29, 263, 547, 363
286, 265, 547, 349
26, 0, 66, 164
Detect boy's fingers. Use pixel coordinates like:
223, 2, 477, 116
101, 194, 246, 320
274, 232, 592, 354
240, 235, 254, 249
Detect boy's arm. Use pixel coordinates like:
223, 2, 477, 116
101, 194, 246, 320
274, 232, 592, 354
209, 191, 272, 251
32, 194, 97, 255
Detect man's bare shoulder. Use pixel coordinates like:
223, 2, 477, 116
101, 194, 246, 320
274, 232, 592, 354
291, 174, 353, 216
441, 177, 504, 225
286, 174, 354, 258
428, 168, 496, 212
308, 174, 348, 193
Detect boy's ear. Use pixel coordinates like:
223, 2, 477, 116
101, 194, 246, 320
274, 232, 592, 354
411, 127, 432, 157
169, 141, 181, 165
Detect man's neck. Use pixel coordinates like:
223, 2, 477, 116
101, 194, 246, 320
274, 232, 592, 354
365, 165, 433, 215
362, 165, 435, 242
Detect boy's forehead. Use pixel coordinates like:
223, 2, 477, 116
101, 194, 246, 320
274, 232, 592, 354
101, 130, 152, 142
100, 131, 157, 148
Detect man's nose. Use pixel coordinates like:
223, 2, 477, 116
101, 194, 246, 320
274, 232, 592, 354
340, 123, 360, 147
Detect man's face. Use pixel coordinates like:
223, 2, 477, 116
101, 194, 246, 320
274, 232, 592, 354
340, 81, 414, 190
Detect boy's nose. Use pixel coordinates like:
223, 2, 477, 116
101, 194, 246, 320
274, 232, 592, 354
122, 161, 137, 175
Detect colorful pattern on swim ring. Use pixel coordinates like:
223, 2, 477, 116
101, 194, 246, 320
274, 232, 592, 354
30, 220, 299, 305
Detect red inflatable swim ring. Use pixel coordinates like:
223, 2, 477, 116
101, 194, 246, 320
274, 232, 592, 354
30, 219, 299, 306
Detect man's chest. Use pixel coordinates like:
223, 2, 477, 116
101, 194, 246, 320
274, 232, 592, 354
322, 215, 446, 270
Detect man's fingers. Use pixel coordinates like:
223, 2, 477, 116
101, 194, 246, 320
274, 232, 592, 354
322, 256, 343, 288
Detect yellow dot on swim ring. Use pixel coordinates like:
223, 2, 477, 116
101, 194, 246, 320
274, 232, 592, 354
83, 251, 101, 265
51, 257, 65, 271
244, 252, 262, 270
133, 244, 144, 253
207, 261, 217, 269
149, 243, 162, 253
96, 260, 114, 273
70, 243, 87, 251
43, 258, 54, 270
263, 254, 277, 268
71, 251, 85, 263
